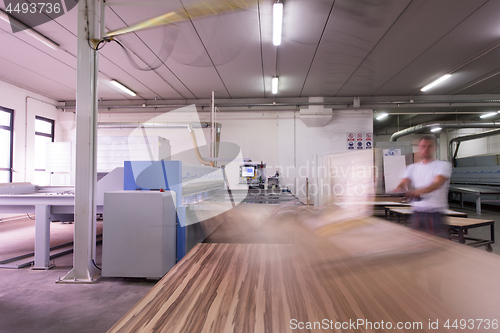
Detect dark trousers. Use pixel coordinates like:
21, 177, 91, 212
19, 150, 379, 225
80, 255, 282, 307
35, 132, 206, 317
411, 211, 448, 238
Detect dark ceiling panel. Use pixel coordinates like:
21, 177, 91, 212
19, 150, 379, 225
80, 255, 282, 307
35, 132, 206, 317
272, 0, 334, 97
101, 8, 194, 99
337, 0, 488, 97
0, 57, 75, 100
458, 72, 500, 95
375, 0, 500, 96
1, 0, 500, 119
259, 0, 276, 98
106, 1, 230, 99
0, 18, 78, 100
97, 40, 181, 100
300, 0, 411, 97
189, 6, 265, 98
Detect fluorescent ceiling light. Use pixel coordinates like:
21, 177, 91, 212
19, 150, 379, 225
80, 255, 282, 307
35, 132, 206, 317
376, 113, 388, 120
110, 80, 137, 96
420, 74, 451, 92
273, 2, 283, 46
430, 127, 442, 132
271, 77, 278, 94
0, 9, 59, 50
480, 112, 498, 119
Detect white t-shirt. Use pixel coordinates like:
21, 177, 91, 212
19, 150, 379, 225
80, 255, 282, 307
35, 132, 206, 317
404, 159, 452, 212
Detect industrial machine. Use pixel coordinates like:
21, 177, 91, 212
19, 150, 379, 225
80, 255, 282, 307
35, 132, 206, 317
239, 161, 266, 189
102, 191, 176, 279
0, 168, 123, 269
267, 170, 280, 189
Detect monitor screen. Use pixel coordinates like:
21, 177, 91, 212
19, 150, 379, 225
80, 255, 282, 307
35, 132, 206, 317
241, 166, 255, 177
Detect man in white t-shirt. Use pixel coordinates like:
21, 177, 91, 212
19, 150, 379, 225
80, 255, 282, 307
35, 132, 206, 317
395, 136, 452, 237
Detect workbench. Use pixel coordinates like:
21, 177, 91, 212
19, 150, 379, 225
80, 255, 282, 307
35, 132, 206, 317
336, 201, 410, 218
386, 207, 468, 224
0, 189, 102, 269
449, 184, 500, 214
447, 216, 495, 252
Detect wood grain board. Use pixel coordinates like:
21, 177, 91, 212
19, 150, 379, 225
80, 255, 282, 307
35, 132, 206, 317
446, 217, 493, 227
389, 208, 468, 217
109, 243, 466, 333
109, 205, 500, 333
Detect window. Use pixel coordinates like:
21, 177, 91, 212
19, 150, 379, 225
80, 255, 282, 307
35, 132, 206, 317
0, 107, 14, 183
34, 116, 54, 185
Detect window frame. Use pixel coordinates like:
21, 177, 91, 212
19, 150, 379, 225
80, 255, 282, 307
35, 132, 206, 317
0, 106, 14, 183
34, 115, 55, 173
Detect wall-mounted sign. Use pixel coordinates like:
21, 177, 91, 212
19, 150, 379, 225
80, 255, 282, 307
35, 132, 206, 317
347, 133, 373, 150
383, 149, 401, 156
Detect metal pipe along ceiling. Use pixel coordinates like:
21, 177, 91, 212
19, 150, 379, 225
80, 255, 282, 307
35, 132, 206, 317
97, 122, 213, 129
59, 97, 500, 110
389, 121, 500, 141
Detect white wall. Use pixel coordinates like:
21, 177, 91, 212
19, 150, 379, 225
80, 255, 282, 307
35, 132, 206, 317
375, 130, 449, 161
0, 89, 373, 203
447, 128, 499, 158
376, 126, 500, 161
87, 109, 374, 203
0, 80, 69, 183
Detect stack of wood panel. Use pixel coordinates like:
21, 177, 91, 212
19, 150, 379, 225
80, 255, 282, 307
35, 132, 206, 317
109, 204, 500, 332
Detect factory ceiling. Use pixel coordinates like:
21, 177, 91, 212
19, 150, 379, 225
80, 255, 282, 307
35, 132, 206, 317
2, 0, 500, 133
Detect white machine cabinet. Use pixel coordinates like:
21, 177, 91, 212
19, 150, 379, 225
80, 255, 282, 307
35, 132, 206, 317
102, 191, 176, 279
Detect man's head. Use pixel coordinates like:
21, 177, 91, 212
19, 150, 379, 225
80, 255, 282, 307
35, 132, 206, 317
418, 135, 437, 161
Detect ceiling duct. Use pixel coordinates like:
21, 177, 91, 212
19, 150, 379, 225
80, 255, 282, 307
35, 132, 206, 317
390, 121, 500, 141
299, 97, 333, 127
57, 94, 500, 112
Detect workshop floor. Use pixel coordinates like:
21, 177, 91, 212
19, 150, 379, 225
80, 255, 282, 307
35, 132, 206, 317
0, 218, 156, 333
0, 204, 499, 333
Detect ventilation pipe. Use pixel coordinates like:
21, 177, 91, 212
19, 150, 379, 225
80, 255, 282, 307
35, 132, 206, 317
187, 124, 213, 167
449, 128, 500, 166
390, 121, 500, 141
299, 97, 333, 127
97, 121, 221, 167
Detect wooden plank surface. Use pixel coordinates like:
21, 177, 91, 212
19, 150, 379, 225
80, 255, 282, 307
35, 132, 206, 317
389, 207, 468, 217
108, 202, 500, 333
447, 217, 494, 227
338, 201, 410, 207
109, 242, 468, 333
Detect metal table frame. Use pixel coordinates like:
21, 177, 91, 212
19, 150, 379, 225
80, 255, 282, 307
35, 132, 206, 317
385, 207, 468, 224
448, 217, 495, 252
0, 193, 102, 269
449, 185, 500, 214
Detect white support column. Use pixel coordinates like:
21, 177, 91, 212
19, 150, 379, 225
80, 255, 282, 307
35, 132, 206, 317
59, 0, 100, 283
314, 154, 319, 207
211, 91, 215, 159
33, 204, 52, 270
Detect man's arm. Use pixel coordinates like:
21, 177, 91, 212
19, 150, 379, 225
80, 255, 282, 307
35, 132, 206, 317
406, 175, 449, 198
394, 178, 411, 192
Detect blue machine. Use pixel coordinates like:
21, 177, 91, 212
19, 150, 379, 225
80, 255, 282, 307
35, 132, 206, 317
123, 160, 225, 261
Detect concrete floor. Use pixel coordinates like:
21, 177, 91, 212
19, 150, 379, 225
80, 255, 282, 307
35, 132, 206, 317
0, 219, 156, 333
0, 203, 498, 333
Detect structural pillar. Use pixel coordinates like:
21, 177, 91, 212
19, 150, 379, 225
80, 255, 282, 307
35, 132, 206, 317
59, 0, 100, 283
33, 204, 52, 270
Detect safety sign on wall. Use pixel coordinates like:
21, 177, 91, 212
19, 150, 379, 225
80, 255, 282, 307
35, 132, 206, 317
346, 132, 355, 150
365, 132, 372, 149
347, 133, 373, 150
